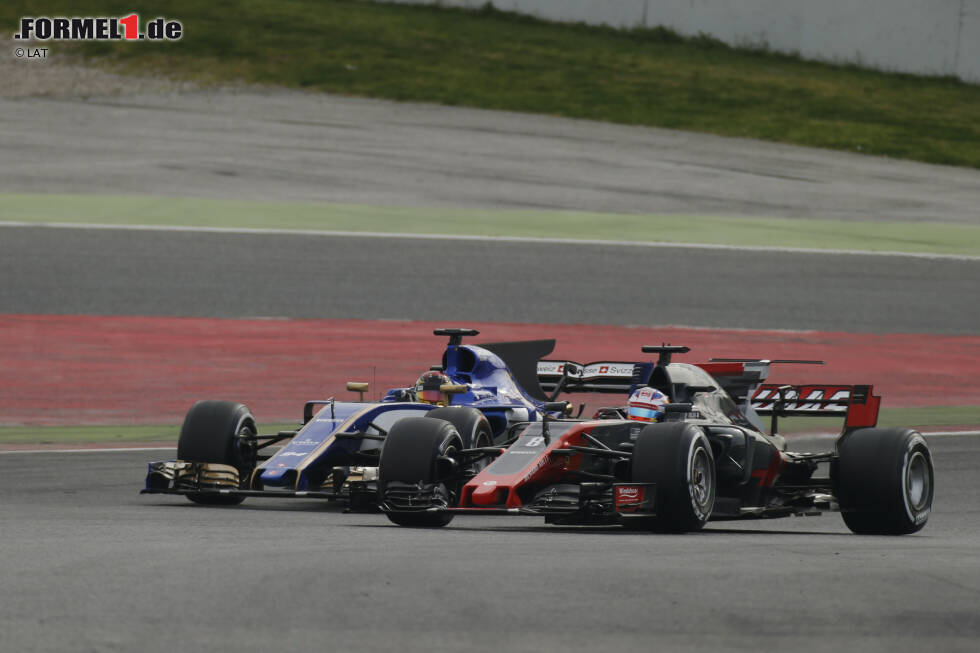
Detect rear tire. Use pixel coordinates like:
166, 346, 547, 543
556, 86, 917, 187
378, 417, 463, 527
424, 406, 493, 474
177, 400, 257, 505
835, 428, 933, 535
630, 422, 715, 533
424, 406, 493, 449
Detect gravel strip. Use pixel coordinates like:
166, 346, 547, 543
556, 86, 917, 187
0, 38, 199, 98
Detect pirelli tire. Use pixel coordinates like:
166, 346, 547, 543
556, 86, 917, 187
835, 428, 933, 535
630, 422, 716, 533
176, 400, 257, 506
423, 406, 493, 449
378, 417, 463, 528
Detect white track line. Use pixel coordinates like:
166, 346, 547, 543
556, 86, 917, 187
790, 430, 980, 441
919, 430, 980, 437
0, 446, 175, 455
1, 221, 977, 261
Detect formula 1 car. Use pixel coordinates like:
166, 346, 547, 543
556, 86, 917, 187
377, 345, 934, 534
142, 329, 566, 508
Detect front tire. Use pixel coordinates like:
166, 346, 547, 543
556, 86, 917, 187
378, 417, 463, 527
177, 400, 257, 505
835, 428, 933, 535
630, 422, 716, 533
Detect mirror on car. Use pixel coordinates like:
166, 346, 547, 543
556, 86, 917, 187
541, 401, 571, 414
347, 382, 369, 402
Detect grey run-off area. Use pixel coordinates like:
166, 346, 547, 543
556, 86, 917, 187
1, 90, 979, 334
1, 90, 978, 223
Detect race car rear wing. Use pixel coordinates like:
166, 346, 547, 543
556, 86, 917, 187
537, 358, 777, 400
539, 348, 880, 434
537, 360, 640, 396
751, 384, 881, 432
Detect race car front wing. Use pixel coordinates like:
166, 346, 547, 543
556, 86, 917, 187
142, 461, 381, 507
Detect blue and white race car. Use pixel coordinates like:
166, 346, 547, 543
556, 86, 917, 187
142, 329, 564, 508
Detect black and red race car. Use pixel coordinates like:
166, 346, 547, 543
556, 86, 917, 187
377, 341, 933, 534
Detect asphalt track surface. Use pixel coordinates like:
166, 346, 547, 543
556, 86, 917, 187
1, 434, 977, 653
2, 225, 978, 334
2, 89, 979, 652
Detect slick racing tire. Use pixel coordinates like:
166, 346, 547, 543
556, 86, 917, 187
835, 428, 933, 535
378, 417, 463, 527
424, 407, 493, 449
177, 400, 257, 506
630, 422, 715, 533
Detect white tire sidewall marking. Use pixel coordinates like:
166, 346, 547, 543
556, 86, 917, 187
686, 433, 713, 522
902, 433, 931, 524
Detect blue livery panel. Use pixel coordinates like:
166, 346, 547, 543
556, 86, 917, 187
259, 402, 433, 489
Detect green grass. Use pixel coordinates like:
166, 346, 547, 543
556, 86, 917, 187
874, 406, 980, 429
3, 1, 979, 168
1, 408, 975, 445
4, 192, 980, 256
773, 406, 980, 435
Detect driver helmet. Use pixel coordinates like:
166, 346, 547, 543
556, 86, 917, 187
415, 370, 452, 406
626, 387, 669, 422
